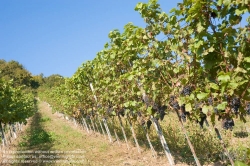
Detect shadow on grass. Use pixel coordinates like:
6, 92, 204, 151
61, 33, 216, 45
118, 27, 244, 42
234, 131, 249, 138
22, 111, 55, 150
16, 100, 57, 166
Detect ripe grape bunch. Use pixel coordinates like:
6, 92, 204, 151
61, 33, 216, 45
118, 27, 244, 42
223, 118, 235, 130
181, 86, 192, 96
214, 108, 219, 114
180, 104, 188, 122
169, 95, 180, 110
247, 103, 250, 115
230, 97, 240, 114
159, 105, 167, 121
208, 97, 213, 106
153, 104, 167, 121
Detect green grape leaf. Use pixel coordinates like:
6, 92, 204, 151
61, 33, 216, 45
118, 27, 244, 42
185, 103, 192, 112
217, 102, 227, 110
197, 92, 209, 100
218, 74, 230, 83
209, 83, 219, 90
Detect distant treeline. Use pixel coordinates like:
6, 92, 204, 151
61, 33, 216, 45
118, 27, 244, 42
0, 59, 65, 91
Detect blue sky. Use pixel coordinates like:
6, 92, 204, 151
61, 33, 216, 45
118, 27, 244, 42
0, 0, 182, 77
0, 1, 248, 77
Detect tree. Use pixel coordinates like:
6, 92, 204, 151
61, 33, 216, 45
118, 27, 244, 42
0, 60, 32, 87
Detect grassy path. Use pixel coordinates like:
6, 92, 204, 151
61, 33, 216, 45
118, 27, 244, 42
2, 101, 177, 166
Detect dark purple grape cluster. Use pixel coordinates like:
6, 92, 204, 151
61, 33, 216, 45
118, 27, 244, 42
146, 120, 152, 130
179, 104, 190, 122
157, 105, 167, 121
214, 108, 218, 114
169, 95, 180, 110
208, 97, 213, 106
180, 113, 187, 122
247, 103, 250, 115
180, 104, 185, 111
180, 104, 187, 122
224, 94, 229, 101
169, 95, 175, 102
152, 103, 158, 110
181, 86, 192, 96
222, 118, 234, 130
172, 101, 180, 110
153, 104, 167, 121
230, 97, 240, 114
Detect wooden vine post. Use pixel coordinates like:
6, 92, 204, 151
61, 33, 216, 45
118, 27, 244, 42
81, 116, 90, 133
94, 118, 101, 133
6, 123, 13, 144
111, 118, 120, 145
11, 123, 17, 139
103, 118, 113, 143
141, 125, 157, 158
0, 122, 7, 147
175, 110, 201, 166
98, 118, 107, 139
118, 115, 130, 150
127, 117, 141, 154
114, 128, 121, 146
151, 117, 175, 166
90, 117, 96, 133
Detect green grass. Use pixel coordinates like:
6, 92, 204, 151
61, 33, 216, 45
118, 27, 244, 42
15, 101, 88, 166
39, 116, 51, 122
